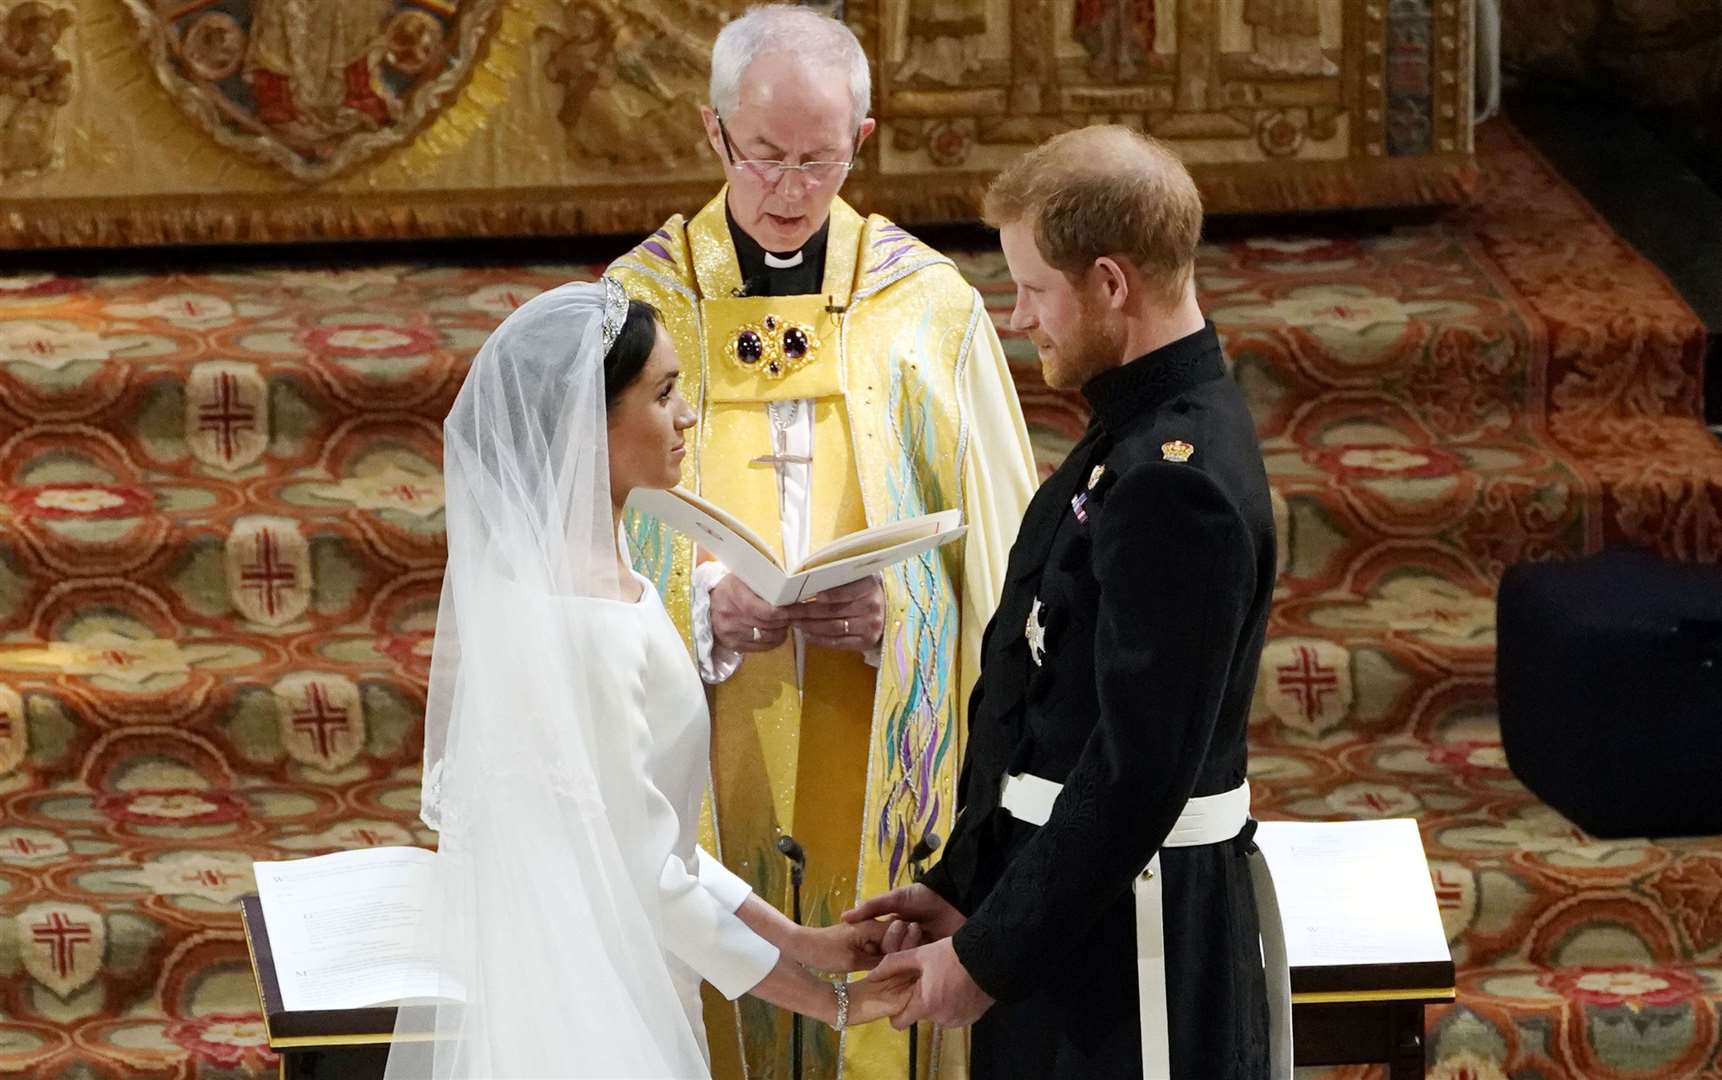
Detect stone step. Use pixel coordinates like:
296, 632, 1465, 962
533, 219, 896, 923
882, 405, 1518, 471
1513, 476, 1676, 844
1427, 959, 1722, 1079
1267, 428, 1593, 588
0, 627, 429, 786
0, 452, 445, 638
0, 264, 586, 450
1281, 426, 1722, 584
1254, 554, 1497, 744
0, 770, 425, 1078
1254, 727, 1722, 975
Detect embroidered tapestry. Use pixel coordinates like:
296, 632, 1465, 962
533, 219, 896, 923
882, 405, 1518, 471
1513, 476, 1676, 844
0, 0, 1475, 246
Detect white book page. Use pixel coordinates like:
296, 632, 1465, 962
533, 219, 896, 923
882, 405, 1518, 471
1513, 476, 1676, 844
1254, 819, 1451, 970
254, 847, 459, 1012
784, 525, 969, 603
627, 486, 792, 602
630, 486, 967, 606
626, 486, 779, 564
792, 509, 964, 572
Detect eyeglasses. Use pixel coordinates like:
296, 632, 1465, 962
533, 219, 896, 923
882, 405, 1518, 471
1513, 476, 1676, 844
716, 113, 856, 189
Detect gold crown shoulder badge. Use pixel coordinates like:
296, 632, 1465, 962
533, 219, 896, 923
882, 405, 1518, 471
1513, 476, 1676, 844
1161, 439, 1195, 463
725, 314, 821, 379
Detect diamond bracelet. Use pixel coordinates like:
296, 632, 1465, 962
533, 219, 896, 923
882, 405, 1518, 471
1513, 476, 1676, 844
833, 978, 850, 1031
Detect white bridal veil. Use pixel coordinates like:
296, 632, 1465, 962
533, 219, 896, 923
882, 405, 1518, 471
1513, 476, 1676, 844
384, 279, 708, 1078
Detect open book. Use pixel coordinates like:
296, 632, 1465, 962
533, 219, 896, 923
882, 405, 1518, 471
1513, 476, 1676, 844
627, 486, 967, 606
252, 846, 454, 1014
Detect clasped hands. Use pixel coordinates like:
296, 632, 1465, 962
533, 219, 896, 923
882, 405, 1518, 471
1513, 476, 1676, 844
796, 883, 994, 1030
711, 573, 884, 655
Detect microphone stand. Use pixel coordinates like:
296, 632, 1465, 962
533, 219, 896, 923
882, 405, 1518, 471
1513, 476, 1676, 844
778, 835, 808, 1080
906, 833, 942, 1080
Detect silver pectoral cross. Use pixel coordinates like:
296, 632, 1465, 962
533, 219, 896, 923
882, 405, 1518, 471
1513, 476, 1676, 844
752, 399, 809, 527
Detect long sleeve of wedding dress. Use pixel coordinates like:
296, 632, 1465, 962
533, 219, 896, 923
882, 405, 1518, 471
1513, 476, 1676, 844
653, 845, 779, 999
626, 572, 781, 1011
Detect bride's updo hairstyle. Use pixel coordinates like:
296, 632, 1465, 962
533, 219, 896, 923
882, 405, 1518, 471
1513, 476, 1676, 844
603, 300, 663, 408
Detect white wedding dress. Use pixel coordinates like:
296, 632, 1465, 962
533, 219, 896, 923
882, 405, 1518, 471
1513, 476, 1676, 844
597, 569, 780, 1056
384, 280, 777, 1079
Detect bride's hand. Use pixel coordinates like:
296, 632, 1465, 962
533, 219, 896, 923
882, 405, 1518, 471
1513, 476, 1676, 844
843, 971, 917, 1028
796, 920, 889, 973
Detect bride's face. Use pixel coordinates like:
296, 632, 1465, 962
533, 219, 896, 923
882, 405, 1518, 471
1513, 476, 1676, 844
607, 323, 695, 499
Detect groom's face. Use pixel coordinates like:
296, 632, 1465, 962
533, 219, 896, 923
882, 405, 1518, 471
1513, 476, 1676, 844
702, 52, 875, 253
1000, 221, 1124, 390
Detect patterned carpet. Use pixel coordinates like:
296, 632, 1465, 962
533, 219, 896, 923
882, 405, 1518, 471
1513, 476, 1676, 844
1, 119, 1719, 1079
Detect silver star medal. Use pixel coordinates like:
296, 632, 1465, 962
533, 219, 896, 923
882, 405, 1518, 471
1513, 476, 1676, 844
1025, 597, 1048, 667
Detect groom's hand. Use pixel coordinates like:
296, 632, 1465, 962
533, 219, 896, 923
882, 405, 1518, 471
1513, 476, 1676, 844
843, 883, 965, 947
793, 577, 884, 653
711, 575, 793, 653
865, 938, 994, 1029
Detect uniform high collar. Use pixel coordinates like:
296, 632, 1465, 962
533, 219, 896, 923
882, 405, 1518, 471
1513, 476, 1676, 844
1081, 322, 1226, 433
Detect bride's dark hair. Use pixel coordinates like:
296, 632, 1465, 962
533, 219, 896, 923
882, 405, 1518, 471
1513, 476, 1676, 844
603, 299, 663, 407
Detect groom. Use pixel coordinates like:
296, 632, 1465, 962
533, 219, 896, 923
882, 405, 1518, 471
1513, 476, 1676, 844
848, 125, 1289, 1078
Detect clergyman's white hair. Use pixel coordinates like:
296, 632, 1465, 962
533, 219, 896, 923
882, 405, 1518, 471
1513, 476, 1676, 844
709, 5, 872, 131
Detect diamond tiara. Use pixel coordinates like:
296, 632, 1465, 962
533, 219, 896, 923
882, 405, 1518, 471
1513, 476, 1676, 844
599, 275, 628, 353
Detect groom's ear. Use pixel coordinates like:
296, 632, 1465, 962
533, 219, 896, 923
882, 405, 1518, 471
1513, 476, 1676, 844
1090, 256, 1132, 312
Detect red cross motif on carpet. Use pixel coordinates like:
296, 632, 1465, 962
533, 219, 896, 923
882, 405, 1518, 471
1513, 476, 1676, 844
23, 903, 105, 995
1262, 640, 1351, 736
275, 675, 363, 768
1332, 786, 1418, 817
292, 683, 349, 762
1277, 646, 1339, 722
31, 911, 92, 979
242, 531, 294, 618
197, 372, 257, 464
386, 481, 434, 506
1434, 868, 1466, 910
229, 518, 310, 626
183, 868, 242, 890
101, 648, 140, 670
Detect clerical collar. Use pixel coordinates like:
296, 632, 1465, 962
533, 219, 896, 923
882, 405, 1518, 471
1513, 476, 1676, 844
1082, 322, 1226, 433
727, 207, 830, 296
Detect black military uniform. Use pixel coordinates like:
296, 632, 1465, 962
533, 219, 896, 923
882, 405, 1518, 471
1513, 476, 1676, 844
920, 323, 1276, 1078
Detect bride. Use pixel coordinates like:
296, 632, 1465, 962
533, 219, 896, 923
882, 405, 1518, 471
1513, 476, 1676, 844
383, 279, 910, 1078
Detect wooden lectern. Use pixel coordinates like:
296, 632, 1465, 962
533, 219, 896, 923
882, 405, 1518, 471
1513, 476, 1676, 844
242, 820, 1456, 1079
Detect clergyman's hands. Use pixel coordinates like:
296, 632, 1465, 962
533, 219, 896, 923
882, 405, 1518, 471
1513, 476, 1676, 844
710, 573, 793, 653
842, 883, 966, 949
792, 576, 885, 653
865, 938, 994, 1029
796, 919, 889, 975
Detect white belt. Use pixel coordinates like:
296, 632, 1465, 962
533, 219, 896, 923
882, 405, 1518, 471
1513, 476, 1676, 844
999, 774, 1293, 1080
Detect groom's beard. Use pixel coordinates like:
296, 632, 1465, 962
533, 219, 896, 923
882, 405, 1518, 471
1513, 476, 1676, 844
1053, 305, 1126, 390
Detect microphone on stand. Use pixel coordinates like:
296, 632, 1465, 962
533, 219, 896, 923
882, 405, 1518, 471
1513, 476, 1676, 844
777, 834, 807, 897
908, 833, 941, 875
906, 832, 942, 1080
778, 835, 808, 1080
